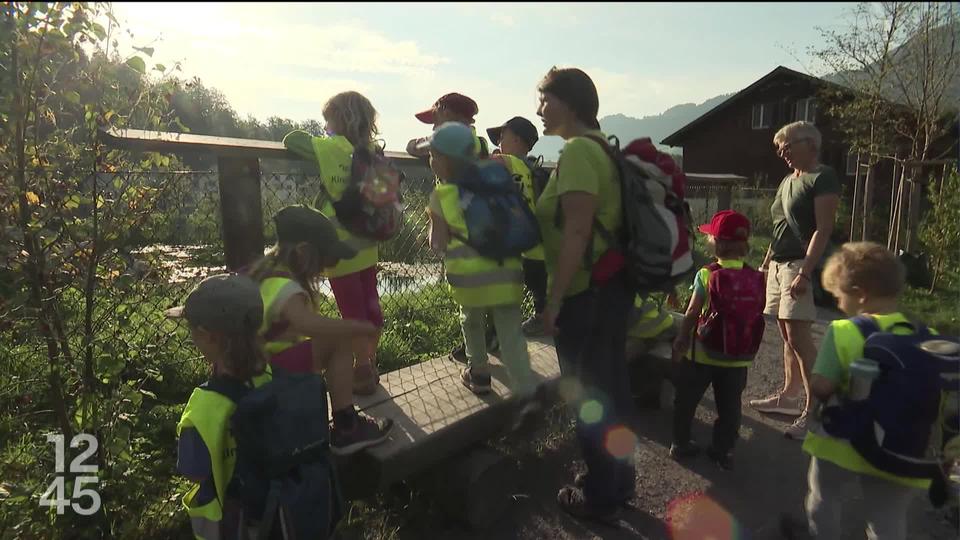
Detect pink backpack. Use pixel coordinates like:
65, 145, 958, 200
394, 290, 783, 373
696, 263, 766, 361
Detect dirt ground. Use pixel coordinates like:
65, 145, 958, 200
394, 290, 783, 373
343, 310, 957, 540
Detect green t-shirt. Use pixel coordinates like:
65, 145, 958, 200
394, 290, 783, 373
534, 131, 622, 297
769, 165, 841, 262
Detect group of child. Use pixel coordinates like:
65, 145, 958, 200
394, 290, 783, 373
167, 87, 955, 539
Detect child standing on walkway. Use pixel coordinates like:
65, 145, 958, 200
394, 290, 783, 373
423, 122, 535, 400
671, 210, 766, 470
283, 91, 385, 396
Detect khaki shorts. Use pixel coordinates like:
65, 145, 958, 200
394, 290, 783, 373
764, 259, 817, 321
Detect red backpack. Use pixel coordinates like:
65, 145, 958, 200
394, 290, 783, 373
695, 262, 766, 361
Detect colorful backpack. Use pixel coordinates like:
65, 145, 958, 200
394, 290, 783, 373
585, 135, 696, 294
452, 159, 541, 262
323, 142, 404, 241
695, 262, 766, 361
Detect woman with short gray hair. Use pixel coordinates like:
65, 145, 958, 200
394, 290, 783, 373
749, 121, 841, 440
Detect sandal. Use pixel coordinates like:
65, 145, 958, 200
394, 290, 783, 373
557, 485, 620, 524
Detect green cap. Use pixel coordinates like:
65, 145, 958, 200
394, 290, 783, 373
165, 273, 263, 334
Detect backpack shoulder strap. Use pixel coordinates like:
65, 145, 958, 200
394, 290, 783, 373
705, 262, 722, 272
780, 183, 807, 247
203, 375, 254, 403
851, 315, 883, 340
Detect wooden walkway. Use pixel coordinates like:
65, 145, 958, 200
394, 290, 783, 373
340, 333, 674, 494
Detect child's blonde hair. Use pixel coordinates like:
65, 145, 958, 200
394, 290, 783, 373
249, 243, 324, 305
322, 91, 379, 147
822, 242, 905, 298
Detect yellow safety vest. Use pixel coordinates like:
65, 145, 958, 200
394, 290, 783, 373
498, 154, 544, 261
435, 183, 523, 308
257, 272, 308, 357
177, 369, 272, 540
629, 296, 673, 340
309, 135, 379, 278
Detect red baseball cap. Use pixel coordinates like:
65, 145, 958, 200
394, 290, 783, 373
415, 93, 479, 124
698, 210, 751, 241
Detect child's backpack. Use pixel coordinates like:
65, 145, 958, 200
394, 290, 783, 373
584, 135, 695, 294
452, 159, 541, 262
695, 262, 766, 361
525, 155, 552, 202
326, 142, 404, 241
821, 317, 960, 481
208, 368, 342, 540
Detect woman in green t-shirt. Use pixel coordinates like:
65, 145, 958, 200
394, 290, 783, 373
534, 66, 634, 523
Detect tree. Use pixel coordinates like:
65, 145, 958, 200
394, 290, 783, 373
810, 2, 959, 246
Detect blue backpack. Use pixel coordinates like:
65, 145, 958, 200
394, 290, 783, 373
451, 160, 541, 262
821, 316, 960, 481
208, 367, 343, 540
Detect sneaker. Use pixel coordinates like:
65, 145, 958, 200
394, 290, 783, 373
352, 363, 380, 396
557, 485, 621, 525
330, 414, 394, 456
449, 342, 468, 364
521, 315, 546, 337
460, 367, 492, 395
669, 440, 702, 460
784, 413, 809, 440
706, 446, 734, 471
748, 393, 804, 416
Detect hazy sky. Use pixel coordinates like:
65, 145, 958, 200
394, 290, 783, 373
110, 2, 856, 152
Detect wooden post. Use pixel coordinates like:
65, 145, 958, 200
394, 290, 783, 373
217, 156, 264, 271
716, 183, 732, 212
861, 164, 874, 242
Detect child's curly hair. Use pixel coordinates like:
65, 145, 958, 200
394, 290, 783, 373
322, 91, 379, 148
822, 241, 905, 298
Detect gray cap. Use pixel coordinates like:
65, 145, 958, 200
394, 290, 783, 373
165, 273, 263, 334
274, 205, 356, 262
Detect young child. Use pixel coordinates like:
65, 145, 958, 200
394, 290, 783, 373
282, 91, 384, 396
671, 210, 765, 471
169, 273, 273, 539
800, 242, 935, 539
248, 205, 393, 455
423, 122, 535, 401
487, 116, 548, 337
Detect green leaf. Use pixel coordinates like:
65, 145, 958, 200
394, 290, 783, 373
125, 56, 146, 74
90, 22, 107, 41
133, 46, 155, 57
64, 91, 81, 105
153, 63, 166, 72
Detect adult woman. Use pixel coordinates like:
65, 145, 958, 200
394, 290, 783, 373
749, 121, 841, 440
535, 66, 635, 522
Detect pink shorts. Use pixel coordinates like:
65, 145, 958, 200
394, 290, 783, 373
269, 340, 313, 374
329, 266, 384, 328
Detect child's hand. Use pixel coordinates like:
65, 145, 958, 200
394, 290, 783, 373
671, 336, 690, 363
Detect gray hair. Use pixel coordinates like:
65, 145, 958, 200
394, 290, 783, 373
773, 121, 822, 151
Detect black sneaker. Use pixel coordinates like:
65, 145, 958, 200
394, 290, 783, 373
449, 342, 468, 364
706, 446, 734, 471
330, 415, 394, 456
461, 367, 492, 395
669, 440, 701, 460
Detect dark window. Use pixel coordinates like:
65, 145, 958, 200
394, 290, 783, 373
751, 104, 772, 129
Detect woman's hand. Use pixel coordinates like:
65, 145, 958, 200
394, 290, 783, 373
789, 272, 810, 299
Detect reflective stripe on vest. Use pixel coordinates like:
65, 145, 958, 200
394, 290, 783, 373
631, 297, 673, 339
437, 183, 523, 307
309, 135, 378, 278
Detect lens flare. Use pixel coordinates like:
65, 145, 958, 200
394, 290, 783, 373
666, 492, 746, 540
579, 400, 604, 424
603, 425, 638, 460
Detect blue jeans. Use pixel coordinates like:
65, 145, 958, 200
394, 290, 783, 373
555, 274, 636, 510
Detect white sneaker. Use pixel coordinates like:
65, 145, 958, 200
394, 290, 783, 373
749, 393, 804, 416
784, 413, 809, 440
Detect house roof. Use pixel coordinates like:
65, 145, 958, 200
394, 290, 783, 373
661, 65, 845, 147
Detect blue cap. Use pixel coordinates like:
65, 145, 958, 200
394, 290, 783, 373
416, 121, 477, 162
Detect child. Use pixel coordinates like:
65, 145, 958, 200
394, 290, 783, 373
671, 210, 765, 471
168, 273, 273, 539
487, 116, 548, 337
800, 242, 935, 539
423, 122, 535, 401
282, 91, 384, 396
249, 205, 393, 456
